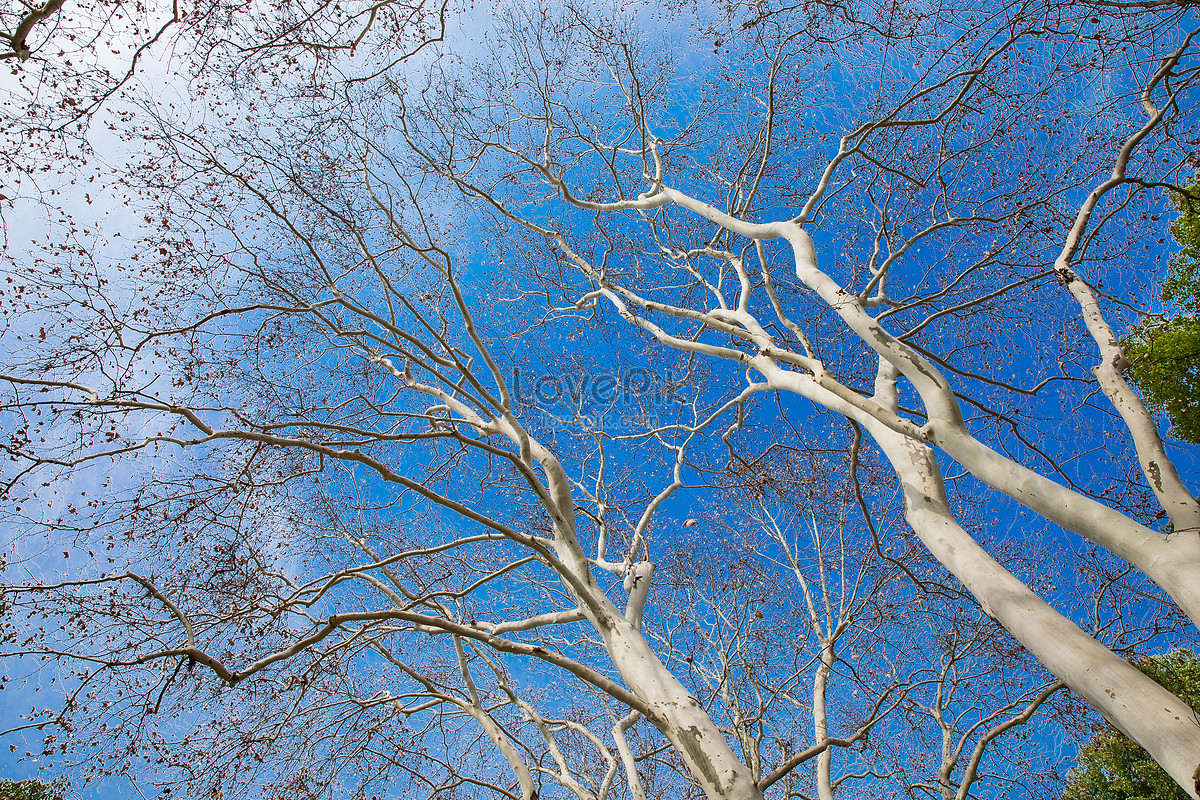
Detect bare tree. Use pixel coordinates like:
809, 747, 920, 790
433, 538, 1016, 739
388, 0, 1200, 792
0, 0, 447, 226
2, 0, 1199, 799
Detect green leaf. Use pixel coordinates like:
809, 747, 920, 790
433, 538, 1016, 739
1124, 317, 1200, 444
0, 780, 64, 800
1122, 178, 1200, 443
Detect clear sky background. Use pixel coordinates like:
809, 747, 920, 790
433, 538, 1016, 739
2, 3, 1199, 798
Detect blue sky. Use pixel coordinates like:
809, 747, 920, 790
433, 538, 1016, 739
3, 2, 1200, 799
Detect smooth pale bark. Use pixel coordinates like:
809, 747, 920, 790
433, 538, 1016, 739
954, 683, 1063, 800
551, 538, 763, 797
932, 426, 1200, 626
759, 359, 1200, 795
594, 611, 765, 800
938, 724, 956, 800
553, 185, 1200, 796
424, 380, 764, 800
529, 446, 764, 800
548, 517, 762, 797
463, 702, 538, 800
1063, 270, 1200, 535
5, 0, 67, 58
613, 712, 648, 800
1051, 44, 1200, 535
773, 220, 1200, 629
633, 192, 1200, 625
865, 419, 1200, 799
813, 641, 835, 800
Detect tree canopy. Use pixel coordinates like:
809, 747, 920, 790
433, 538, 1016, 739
2, 1, 1200, 800
0, 780, 62, 800
1125, 183, 1200, 444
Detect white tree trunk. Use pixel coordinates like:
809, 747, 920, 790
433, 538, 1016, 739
599, 614, 765, 800
866, 420, 1200, 799
813, 640, 835, 800
777, 222, 1200, 631
932, 426, 1200, 627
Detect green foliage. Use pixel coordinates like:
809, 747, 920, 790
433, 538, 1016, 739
1124, 318, 1200, 444
1166, 188, 1200, 316
1062, 651, 1200, 800
0, 780, 63, 800
1124, 181, 1200, 443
